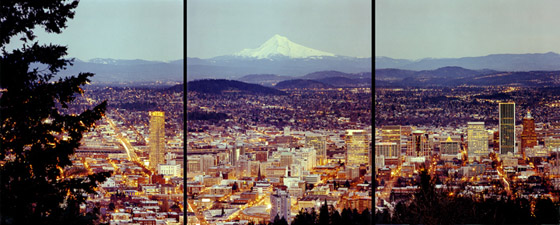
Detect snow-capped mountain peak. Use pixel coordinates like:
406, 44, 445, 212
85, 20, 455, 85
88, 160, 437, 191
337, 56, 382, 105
234, 34, 335, 59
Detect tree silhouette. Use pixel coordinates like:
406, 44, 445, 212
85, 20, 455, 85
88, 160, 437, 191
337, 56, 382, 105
379, 169, 560, 225
271, 214, 288, 225
330, 206, 342, 225
0, 1, 110, 224
318, 200, 329, 225
291, 205, 370, 225
534, 197, 559, 224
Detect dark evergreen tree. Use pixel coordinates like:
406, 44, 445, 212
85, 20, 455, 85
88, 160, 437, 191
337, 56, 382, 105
534, 198, 559, 224
360, 208, 371, 225
330, 207, 342, 225
276, 217, 288, 225
351, 209, 360, 225
272, 214, 281, 225
374, 208, 390, 224
291, 209, 314, 225
318, 200, 329, 225
340, 208, 353, 224
308, 208, 318, 225
0, 0, 110, 224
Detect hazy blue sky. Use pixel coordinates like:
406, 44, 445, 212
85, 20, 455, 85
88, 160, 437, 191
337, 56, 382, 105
376, 0, 560, 60
5, 0, 182, 62
187, 0, 372, 59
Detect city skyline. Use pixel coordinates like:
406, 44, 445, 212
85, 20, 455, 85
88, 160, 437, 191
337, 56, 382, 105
375, 85, 560, 223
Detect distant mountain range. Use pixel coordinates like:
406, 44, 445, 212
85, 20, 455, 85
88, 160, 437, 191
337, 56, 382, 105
186, 70, 373, 95
43, 50, 560, 85
237, 70, 372, 88
375, 52, 560, 71
52, 58, 183, 84
187, 35, 371, 80
376, 66, 560, 87
275, 79, 334, 89
186, 79, 286, 95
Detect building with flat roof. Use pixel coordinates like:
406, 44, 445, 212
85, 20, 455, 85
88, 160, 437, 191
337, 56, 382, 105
499, 103, 515, 155
468, 122, 488, 160
346, 130, 369, 166
270, 188, 291, 223
305, 133, 327, 166
149, 111, 165, 171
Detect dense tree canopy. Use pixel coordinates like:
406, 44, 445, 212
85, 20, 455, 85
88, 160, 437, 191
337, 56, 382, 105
375, 169, 560, 224
1, 0, 110, 224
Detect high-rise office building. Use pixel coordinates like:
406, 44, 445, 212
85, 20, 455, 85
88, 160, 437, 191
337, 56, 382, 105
235, 140, 245, 156
230, 148, 240, 166
345, 130, 369, 166
521, 111, 537, 158
187, 156, 201, 173
200, 154, 215, 173
441, 136, 460, 155
381, 125, 401, 143
305, 133, 327, 166
499, 103, 515, 155
149, 111, 165, 171
381, 125, 401, 157
406, 130, 431, 157
270, 188, 291, 223
467, 122, 488, 159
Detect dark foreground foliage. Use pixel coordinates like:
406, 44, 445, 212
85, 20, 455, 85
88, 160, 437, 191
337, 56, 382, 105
245, 203, 371, 225
1, 0, 110, 224
375, 170, 560, 225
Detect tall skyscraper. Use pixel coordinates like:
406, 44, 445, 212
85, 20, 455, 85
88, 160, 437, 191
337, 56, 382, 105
406, 130, 431, 157
149, 111, 166, 171
521, 111, 537, 158
270, 188, 291, 223
381, 125, 401, 157
230, 148, 240, 166
345, 130, 369, 166
467, 122, 488, 160
499, 103, 515, 155
305, 133, 327, 166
